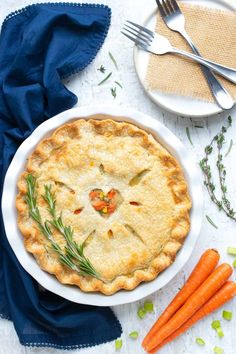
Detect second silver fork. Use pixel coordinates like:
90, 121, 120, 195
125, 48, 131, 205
156, 0, 233, 109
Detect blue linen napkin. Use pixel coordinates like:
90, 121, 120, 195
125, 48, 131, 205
0, 2, 122, 349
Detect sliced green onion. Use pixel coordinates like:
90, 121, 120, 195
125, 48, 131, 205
115, 339, 123, 350
137, 306, 146, 319
195, 337, 205, 346
222, 310, 232, 321
211, 320, 224, 338
129, 331, 139, 339
214, 346, 224, 354
227, 247, 236, 256
211, 320, 221, 329
216, 327, 224, 338
233, 259, 236, 268
144, 301, 154, 313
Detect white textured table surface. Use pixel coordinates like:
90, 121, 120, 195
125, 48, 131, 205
1, 1, 236, 354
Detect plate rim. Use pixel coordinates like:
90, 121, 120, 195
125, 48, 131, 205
2, 105, 203, 306
133, 0, 236, 118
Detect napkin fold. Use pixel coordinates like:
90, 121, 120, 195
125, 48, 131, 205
146, 3, 236, 103
0, 2, 122, 349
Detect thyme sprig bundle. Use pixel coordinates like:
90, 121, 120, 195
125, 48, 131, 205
199, 116, 236, 221
26, 175, 100, 279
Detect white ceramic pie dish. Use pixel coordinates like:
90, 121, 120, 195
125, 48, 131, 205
2, 106, 203, 306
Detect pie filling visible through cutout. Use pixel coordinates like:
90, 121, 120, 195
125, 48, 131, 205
89, 188, 123, 217
16, 118, 191, 295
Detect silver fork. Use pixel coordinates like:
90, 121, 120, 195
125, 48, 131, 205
155, 0, 233, 109
121, 22, 236, 86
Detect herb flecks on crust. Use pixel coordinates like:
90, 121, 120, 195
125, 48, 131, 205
25, 174, 100, 279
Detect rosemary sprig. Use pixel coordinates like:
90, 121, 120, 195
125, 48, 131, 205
186, 127, 193, 145
111, 87, 117, 99
109, 51, 118, 70
25, 175, 100, 278
199, 116, 236, 221
206, 215, 218, 229
98, 72, 112, 86
26, 175, 54, 243
97, 65, 106, 73
26, 175, 81, 272
43, 185, 100, 279
115, 81, 123, 88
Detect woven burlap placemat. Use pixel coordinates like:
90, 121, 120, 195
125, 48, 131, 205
146, 3, 236, 102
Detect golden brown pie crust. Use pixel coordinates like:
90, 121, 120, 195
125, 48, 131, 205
16, 117, 191, 295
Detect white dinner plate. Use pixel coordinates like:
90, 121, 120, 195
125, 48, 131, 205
134, 0, 236, 117
2, 106, 203, 306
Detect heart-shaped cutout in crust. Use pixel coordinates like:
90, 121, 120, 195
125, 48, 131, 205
89, 188, 123, 217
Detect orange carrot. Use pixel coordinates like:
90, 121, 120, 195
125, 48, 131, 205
107, 203, 116, 213
143, 249, 219, 348
148, 281, 236, 353
92, 200, 107, 211
108, 189, 116, 199
74, 208, 83, 215
89, 190, 99, 200
145, 263, 232, 352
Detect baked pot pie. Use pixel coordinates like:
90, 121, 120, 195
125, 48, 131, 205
16, 118, 191, 295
